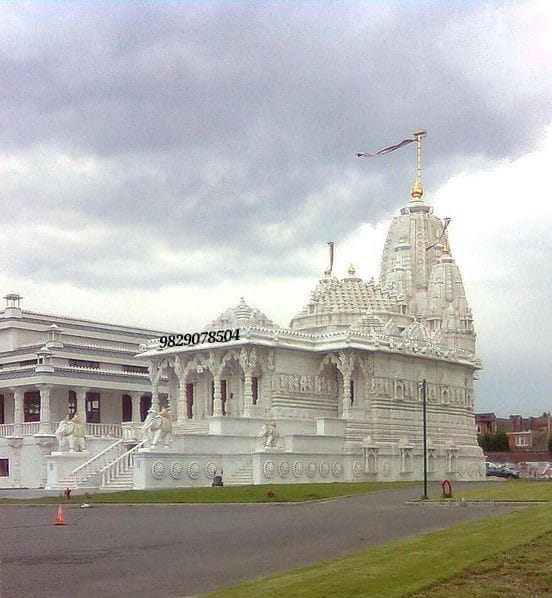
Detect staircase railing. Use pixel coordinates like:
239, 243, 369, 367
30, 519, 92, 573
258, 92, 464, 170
100, 440, 146, 488
72, 439, 125, 486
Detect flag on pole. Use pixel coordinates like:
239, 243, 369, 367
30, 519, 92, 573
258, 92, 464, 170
356, 137, 415, 158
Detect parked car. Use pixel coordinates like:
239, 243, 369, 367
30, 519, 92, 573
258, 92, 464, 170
486, 464, 520, 479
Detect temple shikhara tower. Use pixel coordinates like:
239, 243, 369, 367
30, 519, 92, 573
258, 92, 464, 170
0, 131, 485, 489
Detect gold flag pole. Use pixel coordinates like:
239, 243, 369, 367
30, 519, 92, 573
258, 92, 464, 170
410, 129, 427, 201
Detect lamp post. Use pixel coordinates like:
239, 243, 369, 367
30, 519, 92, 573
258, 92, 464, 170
421, 379, 428, 499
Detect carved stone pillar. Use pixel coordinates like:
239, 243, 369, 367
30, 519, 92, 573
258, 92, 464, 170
341, 371, 351, 418
336, 352, 355, 419
148, 361, 160, 411
212, 374, 222, 416
177, 378, 187, 423
148, 379, 158, 411
239, 348, 257, 418
76, 387, 88, 421
10, 388, 24, 436
206, 352, 225, 417
38, 385, 53, 434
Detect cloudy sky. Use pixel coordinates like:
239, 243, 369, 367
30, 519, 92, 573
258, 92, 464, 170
1, 1, 550, 415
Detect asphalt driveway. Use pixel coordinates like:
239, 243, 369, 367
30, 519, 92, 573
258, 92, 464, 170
0, 483, 516, 597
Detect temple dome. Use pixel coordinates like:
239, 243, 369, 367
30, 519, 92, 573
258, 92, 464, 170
206, 297, 278, 330
289, 275, 395, 333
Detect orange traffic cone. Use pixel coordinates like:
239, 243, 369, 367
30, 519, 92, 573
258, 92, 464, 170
55, 505, 66, 526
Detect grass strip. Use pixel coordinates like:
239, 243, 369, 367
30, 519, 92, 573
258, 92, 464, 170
0, 481, 416, 504
206, 504, 552, 597
428, 480, 552, 503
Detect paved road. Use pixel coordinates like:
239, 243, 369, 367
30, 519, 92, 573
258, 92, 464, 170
0, 484, 516, 598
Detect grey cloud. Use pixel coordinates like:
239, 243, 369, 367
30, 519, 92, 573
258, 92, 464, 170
1, 2, 550, 280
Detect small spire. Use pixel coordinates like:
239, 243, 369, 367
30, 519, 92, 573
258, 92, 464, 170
348, 264, 356, 276
410, 129, 427, 201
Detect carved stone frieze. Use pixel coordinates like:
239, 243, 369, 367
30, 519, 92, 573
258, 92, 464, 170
272, 373, 337, 396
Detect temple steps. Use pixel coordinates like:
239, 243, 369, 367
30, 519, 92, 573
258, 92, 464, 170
225, 462, 253, 486
101, 470, 134, 491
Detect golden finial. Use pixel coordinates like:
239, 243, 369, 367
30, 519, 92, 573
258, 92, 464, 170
410, 129, 427, 201
348, 264, 356, 276
324, 242, 335, 276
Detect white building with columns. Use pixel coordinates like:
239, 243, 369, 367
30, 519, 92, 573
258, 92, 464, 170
133, 184, 485, 489
0, 295, 167, 489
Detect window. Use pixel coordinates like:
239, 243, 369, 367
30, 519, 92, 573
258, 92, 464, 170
0, 459, 9, 477
515, 435, 529, 447
350, 380, 355, 405
121, 395, 132, 422
24, 391, 40, 422
69, 359, 100, 369
140, 395, 152, 421
186, 384, 194, 419
221, 380, 227, 416
19, 359, 37, 367
85, 392, 101, 423
0, 395, 4, 424
252, 377, 259, 405
68, 391, 77, 418
122, 364, 148, 374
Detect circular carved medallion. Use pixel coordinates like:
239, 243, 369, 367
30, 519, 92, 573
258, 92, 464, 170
332, 461, 343, 478
188, 462, 200, 480
352, 461, 362, 477
263, 461, 275, 478
205, 461, 217, 480
278, 461, 290, 478
381, 461, 391, 477
306, 461, 317, 478
319, 461, 330, 477
151, 461, 166, 480
292, 461, 303, 478
170, 461, 184, 479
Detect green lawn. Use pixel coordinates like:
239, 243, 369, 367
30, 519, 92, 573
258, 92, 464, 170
428, 480, 552, 503
410, 529, 552, 597
0, 481, 417, 504
206, 504, 552, 597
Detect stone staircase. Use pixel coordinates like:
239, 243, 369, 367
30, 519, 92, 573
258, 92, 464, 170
53, 439, 126, 490
225, 461, 253, 486
101, 469, 134, 491
98, 440, 145, 491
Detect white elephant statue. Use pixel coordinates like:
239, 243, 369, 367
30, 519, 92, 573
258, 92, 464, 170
142, 407, 173, 448
55, 413, 86, 452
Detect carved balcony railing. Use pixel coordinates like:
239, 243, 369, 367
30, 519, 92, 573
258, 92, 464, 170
86, 423, 122, 438
0, 423, 15, 437
121, 422, 145, 442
